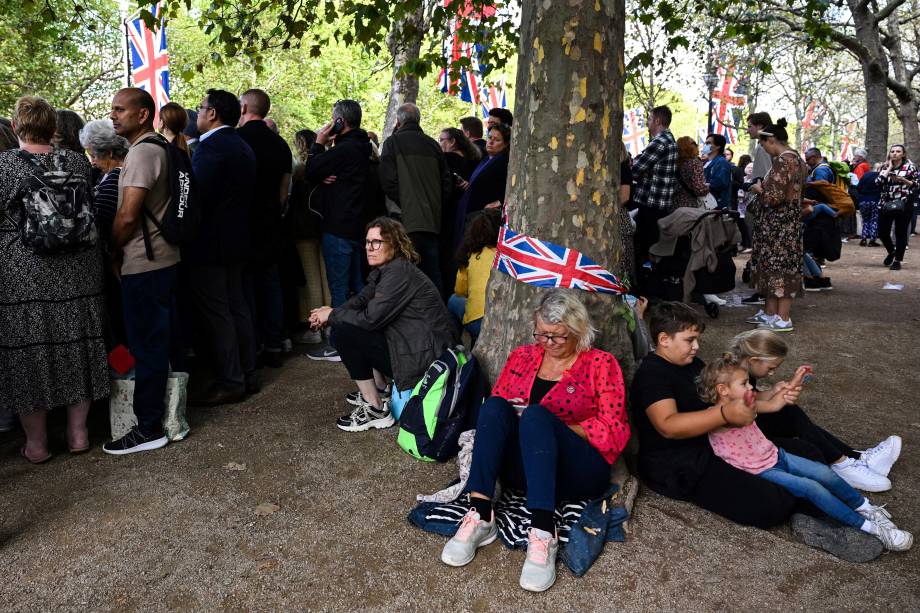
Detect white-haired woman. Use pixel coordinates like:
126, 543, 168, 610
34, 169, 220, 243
439, 289, 630, 592
79, 119, 130, 246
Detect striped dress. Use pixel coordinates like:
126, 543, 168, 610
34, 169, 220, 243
0, 148, 109, 413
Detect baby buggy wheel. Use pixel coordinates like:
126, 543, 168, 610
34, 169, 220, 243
704, 301, 719, 319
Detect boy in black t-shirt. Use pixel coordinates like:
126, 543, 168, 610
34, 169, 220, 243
630, 302, 799, 528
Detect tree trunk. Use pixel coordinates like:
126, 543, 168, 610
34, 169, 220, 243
473, 0, 633, 384
885, 10, 920, 160
848, 0, 891, 162
381, 7, 425, 139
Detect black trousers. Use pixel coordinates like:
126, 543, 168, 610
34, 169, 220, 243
878, 204, 914, 261
634, 205, 671, 264
409, 231, 443, 295
334, 321, 392, 381
757, 404, 858, 464
188, 265, 256, 388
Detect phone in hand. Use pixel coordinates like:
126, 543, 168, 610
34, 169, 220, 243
791, 365, 813, 387
330, 117, 345, 136
453, 172, 464, 185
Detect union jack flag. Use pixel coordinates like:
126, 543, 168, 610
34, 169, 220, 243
709, 67, 745, 145
494, 225, 628, 295
127, 2, 170, 124
623, 107, 646, 157
480, 79, 507, 119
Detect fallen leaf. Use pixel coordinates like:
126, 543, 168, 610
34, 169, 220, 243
224, 462, 247, 471
254, 503, 280, 516
256, 559, 278, 572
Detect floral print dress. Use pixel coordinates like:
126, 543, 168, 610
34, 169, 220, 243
751, 150, 808, 299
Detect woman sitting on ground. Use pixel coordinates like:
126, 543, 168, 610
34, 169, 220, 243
309, 217, 455, 433
440, 289, 630, 593
731, 329, 901, 492
447, 209, 501, 348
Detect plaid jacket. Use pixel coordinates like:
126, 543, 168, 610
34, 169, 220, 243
631, 129, 677, 210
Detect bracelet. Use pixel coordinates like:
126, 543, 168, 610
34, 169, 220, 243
719, 405, 728, 425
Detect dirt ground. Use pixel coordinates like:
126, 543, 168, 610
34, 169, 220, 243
2, 240, 919, 612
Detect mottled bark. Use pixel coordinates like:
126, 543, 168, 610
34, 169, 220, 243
886, 10, 920, 161
381, 7, 425, 139
473, 0, 632, 384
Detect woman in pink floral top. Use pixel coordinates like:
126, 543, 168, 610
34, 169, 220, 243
439, 290, 629, 591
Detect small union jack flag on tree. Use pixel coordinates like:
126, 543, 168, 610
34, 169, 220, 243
127, 2, 170, 123
493, 225, 628, 295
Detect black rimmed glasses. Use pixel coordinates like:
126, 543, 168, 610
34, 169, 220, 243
533, 330, 569, 345
365, 239, 385, 251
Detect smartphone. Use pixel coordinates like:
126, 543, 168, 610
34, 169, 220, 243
330, 117, 345, 135
453, 172, 464, 185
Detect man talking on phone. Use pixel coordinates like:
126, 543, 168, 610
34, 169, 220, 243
303, 100, 377, 361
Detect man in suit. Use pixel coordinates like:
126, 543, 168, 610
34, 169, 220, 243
186, 88, 259, 404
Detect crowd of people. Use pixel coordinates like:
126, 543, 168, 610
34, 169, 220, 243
0, 89, 913, 592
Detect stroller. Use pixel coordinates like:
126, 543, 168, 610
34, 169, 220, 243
639, 209, 741, 318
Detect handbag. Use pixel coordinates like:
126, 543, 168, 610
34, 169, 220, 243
109, 372, 191, 441
882, 198, 906, 213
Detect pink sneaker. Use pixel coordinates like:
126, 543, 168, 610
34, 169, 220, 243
440, 508, 497, 567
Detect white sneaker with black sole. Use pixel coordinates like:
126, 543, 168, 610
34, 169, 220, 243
305, 345, 341, 362
335, 399, 395, 432
102, 427, 169, 456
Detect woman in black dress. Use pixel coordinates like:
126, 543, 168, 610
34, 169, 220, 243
439, 127, 481, 296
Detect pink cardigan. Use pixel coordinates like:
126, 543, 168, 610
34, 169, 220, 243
491, 344, 630, 464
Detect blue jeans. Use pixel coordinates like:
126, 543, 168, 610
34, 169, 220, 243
759, 449, 866, 529
803, 253, 822, 277
447, 294, 482, 346
321, 233, 364, 308
466, 397, 610, 512
121, 265, 177, 437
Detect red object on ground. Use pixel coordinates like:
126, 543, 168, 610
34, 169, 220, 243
108, 345, 136, 375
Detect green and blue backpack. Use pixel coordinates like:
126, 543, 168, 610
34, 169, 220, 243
397, 346, 486, 462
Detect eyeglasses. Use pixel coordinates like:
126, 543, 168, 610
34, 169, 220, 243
197, 105, 213, 112
365, 239, 386, 251
533, 330, 569, 345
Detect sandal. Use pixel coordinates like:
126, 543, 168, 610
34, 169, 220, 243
20, 446, 52, 464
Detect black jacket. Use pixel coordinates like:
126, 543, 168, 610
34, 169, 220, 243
236, 120, 293, 264
187, 127, 256, 265
329, 257, 456, 389
305, 128, 376, 241
379, 121, 452, 235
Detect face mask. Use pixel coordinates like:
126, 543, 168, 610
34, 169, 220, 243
701, 144, 713, 156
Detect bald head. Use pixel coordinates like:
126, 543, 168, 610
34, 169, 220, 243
110, 87, 155, 140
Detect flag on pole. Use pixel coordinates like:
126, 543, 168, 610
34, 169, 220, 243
622, 108, 646, 157
126, 2, 170, 124
709, 67, 746, 145
480, 79, 507, 118
494, 224, 628, 295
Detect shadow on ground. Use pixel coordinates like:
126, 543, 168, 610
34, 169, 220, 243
1, 241, 919, 611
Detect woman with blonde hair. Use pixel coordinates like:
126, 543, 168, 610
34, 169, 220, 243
731, 329, 901, 492
308, 217, 455, 433
439, 289, 630, 592
672, 135, 709, 209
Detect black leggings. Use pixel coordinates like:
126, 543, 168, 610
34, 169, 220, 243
333, 321, 392, 381
878, 204, 914, 261
757, 404, 858, 464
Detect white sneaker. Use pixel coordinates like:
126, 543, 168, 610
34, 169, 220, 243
871, 522, 913, 552
441, 509, 497, 567
746, 310, 771, 325
704, 293, 727, 306
858, 502, 897, 530
832, 458, 891, 492
334, 399, 394, 432
519, 528, 559, 592
859, 435, 902, 477
758, 316, 794, 333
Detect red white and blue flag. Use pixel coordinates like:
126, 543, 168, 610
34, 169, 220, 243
127, 2, 170, 123
623, 107, 646, 157
494, 224, 628, 295
480, 79, 507, 118
709, 67, 745, 145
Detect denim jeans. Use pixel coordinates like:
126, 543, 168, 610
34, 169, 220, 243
803, 253, 822, 277
759, 448, 866, 529
121, 265, 177, 437
409, 231, 443, 294
447, 294, 482, 346
321, 233, 364, 308
466, 397, 610, 512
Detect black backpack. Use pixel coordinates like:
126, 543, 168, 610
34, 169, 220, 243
14, 149, 97, 255
139, 135, 201, 259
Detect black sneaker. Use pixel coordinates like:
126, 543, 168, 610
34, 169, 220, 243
102, 427, 168, 456
741, 293, 765, 305
890, 260, 902, 270
345, 386, 391, 406
884, 253, 895, 266
335, 400, 395, 432
305, 345, 341, 362
820, 276, 833, 290
803, 277, 822, 292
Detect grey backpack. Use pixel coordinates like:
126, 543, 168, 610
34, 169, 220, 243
15, 149, 97, 255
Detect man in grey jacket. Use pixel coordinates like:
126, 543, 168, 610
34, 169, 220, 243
380, 103, 453, 293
